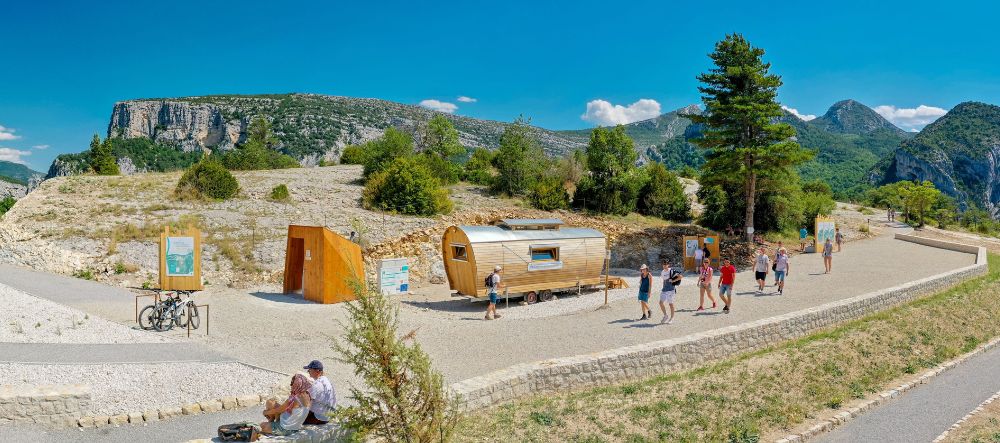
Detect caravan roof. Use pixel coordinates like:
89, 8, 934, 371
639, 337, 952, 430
459, 225, 604, 244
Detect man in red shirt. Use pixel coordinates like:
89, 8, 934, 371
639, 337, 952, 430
717, 258, 737, 314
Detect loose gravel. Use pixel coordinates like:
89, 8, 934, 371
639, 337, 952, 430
0, 283, 169, 344
0, 362, 284, 416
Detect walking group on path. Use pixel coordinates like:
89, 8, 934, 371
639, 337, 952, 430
480, 227, 848, 322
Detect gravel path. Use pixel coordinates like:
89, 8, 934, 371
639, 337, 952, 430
0, 362, 284, 417
0, 283, 168, 344
0, 343, 231, 363
817, 344, 1000, 443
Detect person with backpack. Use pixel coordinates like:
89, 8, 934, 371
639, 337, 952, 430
772, 241, 784, 286
718, 258, 736, 313
696, 258, 716, 311
485, 265, 503, 320
774, 247, 790, 295
754, 247, 770, 294
637, 264, 653, 320
659, 261, 682, 324
823, 238, 834, 274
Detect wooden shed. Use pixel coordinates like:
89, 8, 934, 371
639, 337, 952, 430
442, 219, 607, 301
282, 225, 365, 304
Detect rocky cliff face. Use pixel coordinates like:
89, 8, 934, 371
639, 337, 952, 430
0, 180, 26, 199
108, 100, 245, 152
873, 102, 1000, 216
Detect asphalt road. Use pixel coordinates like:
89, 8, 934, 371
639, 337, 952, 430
817, 344, 1000, 443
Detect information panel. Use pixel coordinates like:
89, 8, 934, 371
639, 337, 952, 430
378, 258, 409, 295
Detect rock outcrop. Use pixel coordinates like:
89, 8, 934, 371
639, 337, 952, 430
0, 180, 26, 199
108, 100, 245, 152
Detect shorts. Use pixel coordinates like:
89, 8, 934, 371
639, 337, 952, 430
718, 284, 733, 296
755, 271, 767, 281
699, 281, 711, 290
638, 292, 650, 302
304, 411, 329, 425
659, 290, 675, 304
488, 292, 499, 304
269, 421, 293, 436
774, 271, 786, 282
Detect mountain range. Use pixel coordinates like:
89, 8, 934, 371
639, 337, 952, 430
43, 93, 1000, 217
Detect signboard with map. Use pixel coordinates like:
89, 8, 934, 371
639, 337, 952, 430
378, 258, 409, 295
815, 218, 836, 252
159, 226, 203, 291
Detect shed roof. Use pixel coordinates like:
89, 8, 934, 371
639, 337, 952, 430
498, 218, 565, 228
458, 225, 605, 244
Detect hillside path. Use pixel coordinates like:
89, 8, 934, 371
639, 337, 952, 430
817, 344, 1000, 443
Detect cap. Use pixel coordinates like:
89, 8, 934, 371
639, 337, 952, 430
494, 265, 502, 271
303, 360, 323, 371
640, 264, 648, 270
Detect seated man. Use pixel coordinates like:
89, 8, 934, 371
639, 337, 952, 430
303, 360, 337, 424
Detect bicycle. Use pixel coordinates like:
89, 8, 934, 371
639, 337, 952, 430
138, 289, 171, 331
154, 290, 199, 332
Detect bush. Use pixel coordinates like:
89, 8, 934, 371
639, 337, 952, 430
638, 163, 691, 221
0, 196, 14, 217
528, 175, 570, 211
217, 143, 299, 171
802, 179, 833, 196
677, 165, 699, 179
175, 160, 239, 200
270, 184, 290, 201
362, 157, 452, 216
339, 145, 367, 165
800, 191, 836, 226
362, 127, 414, 179
462, 147, 495, 185
417, 153, 461, 185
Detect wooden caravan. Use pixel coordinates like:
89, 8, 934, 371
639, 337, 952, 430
283, 225, 364, 304
442, 219, 607, 301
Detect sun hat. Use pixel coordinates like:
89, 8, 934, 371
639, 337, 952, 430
494, 265, 502, 271
303, 360, 324, 371
640, 264, 648, 270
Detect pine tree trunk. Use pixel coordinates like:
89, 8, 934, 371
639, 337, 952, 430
744, 169, 757, 243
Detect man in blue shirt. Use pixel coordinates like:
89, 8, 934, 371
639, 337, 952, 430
799, 227, 809, 252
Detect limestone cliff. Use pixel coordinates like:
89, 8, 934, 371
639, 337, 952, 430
108, 100, 244, 152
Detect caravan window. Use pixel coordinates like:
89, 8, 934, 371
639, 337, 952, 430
451, 244, 468, 261
530, 246, 559, 261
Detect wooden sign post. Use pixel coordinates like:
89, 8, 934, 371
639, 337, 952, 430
159, 226, 203, 291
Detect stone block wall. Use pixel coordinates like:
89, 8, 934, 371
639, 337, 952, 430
452, 238, 987, 411
0, 384, 91, 427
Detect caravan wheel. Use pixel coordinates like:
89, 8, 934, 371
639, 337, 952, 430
539, 290, 554, 302
524, 291, 538, 304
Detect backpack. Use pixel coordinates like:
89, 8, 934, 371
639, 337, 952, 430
485, 272, 496, 289
670, 269, 682, 286
218, 422, 259, 442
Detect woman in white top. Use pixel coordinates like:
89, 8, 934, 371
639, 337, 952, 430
261, 373, 313, 436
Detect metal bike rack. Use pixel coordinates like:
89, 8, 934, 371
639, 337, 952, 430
187, 303, 210, 337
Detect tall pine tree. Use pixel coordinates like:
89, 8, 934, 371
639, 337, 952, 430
688, 34, 812, 240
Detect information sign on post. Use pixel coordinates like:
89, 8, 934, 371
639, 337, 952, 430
159, 226, 203, 291
815, 217, 836, 252
377, 258, 409, 295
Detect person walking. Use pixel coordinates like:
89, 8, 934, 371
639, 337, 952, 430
485, 265, 503, 320
702, 244, 712, 263
799, 226, 809, 252
718, 258, 736, 313
774, 247, 790, 294
697, 258, 716, 311
772, 241, 784, 286
822, 238, 834, 273
694, 245, 704, 267
754, 247, 770, 294
835, 228, 844, 252
659, 261, 682, 324
637, 264, 653, 320
302, 360, 337, 425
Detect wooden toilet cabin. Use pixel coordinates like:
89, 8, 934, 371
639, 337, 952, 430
441, 219, 607, 302
282, 225, 364, 304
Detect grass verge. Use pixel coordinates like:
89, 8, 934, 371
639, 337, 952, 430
941, 392, 1000, 442
454, 254, 999, 443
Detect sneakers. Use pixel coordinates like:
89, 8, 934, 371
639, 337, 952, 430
723, 306, 730, 314
494, 313, 503, 319
484, 314, 494, 320
639, 314, 648, 321
661, 317, 672, 325
696, 306, 705, 311
711, 302, 717, 309
647, 310, 653, 319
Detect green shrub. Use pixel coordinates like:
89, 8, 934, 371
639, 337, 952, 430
462, 147, 495, 185
801, 191, 837, 225
528, 176, 570, 210
339, 145, 367, 165
217, 144, 299, 171
363, 157, 452, 216
176, 160, 239, 200
638, 163, 691, 221
270, 184, 290, 201
73, 269, 95, 280
417, 153, 461, 185
0, 196, 14, 217
362, 127, 414, 179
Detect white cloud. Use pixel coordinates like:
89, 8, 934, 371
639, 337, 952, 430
0, 125, 20, 141
32, 144, 49, 150
873, 105, 947, 131
457, 96, 477, 103
580, 99, 662, 125
418, 99, 458, 114
0, 147, 31, 164
781, 105, 816, 121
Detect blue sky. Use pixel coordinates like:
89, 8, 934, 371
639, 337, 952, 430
2, 0, 999, 171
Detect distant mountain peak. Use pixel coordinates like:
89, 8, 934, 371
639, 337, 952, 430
810, 99, 906, 135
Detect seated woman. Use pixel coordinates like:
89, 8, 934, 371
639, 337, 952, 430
261, 373, 313, 436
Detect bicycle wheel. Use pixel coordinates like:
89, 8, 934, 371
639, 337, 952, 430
138, 305, 157, 330
154, 306, 176, 331
174, 305, 187, 328
187, 304, 200, 330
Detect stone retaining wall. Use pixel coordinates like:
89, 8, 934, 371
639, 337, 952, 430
451, 236, 987, 411
0, 384, 90, 427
